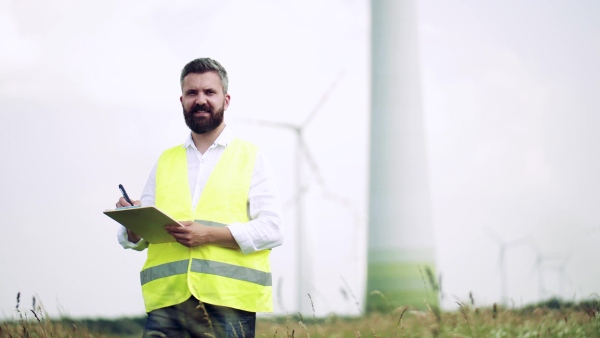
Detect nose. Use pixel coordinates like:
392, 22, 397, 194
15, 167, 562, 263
194, 93, 208, 106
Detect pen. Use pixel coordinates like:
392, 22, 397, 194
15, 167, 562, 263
118, 184, 134, 206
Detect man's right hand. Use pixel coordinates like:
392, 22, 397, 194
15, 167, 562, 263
116, 197, 142, 243
116, 197, 141, 208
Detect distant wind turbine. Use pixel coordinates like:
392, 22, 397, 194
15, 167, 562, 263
243, 72, 345, 314
555, 253, 573, 298
486, 228, 532, 306
530, 249, 564, 301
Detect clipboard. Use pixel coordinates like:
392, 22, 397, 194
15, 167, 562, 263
103, 206, 180, 244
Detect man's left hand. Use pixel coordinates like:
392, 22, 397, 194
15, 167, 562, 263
165, 221, 239, 249
165, 221, 211, 247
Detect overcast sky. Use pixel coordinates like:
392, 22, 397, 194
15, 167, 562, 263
1, 0, 599, 319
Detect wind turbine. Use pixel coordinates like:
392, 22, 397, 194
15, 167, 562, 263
485, 228, 532, 306
532, 250, 572, 300
243, 73, 344, 314
555, 253, 573, 298
530, 248, 565, 301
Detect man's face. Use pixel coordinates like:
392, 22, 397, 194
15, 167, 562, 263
180, 71, 230, 134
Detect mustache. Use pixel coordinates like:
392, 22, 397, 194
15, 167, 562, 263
190, 104, 213, 114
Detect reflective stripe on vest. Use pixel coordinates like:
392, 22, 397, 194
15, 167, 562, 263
141, 259, 272, 286
140, 260, 189, 285
194, 220, 227, 228
190, 259, 272, 286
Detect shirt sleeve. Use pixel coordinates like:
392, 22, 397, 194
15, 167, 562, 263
117, 226, 149, 251
116, 163, 157, 251
228, 150, 284, 254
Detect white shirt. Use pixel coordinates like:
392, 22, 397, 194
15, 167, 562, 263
117, 127, 284, 254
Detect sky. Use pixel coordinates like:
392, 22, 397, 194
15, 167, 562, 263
1, 0, 599, 319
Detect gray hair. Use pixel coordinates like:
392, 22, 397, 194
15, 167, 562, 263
180, 58, 229, 93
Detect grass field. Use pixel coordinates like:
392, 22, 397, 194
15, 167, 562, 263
2, 296, 599, 337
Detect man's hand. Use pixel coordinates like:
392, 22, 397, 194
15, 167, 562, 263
165, 221, 239, 249
115, 197, 142, 243
116, 197, 141, 208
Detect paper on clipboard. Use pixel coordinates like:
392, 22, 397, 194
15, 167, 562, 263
103, 206, 181, 244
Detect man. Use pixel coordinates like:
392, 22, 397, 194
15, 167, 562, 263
116, 57, 284, 337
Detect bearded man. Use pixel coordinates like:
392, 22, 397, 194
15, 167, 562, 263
116, 57, 283, 338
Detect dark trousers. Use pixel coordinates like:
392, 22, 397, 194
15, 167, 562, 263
143, 297, 256, 338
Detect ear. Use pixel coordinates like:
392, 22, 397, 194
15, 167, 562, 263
179, 95, 183, 103
224, 93, 231, 111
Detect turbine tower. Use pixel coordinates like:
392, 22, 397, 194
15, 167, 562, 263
367, 0, 438, 311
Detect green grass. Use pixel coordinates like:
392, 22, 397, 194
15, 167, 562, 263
256, 301, 600, 338
2, 296, 599, 337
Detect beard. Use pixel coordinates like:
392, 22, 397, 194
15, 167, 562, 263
183, 103, 225, 134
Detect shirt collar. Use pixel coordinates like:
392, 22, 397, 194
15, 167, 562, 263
182, 125, 234, 150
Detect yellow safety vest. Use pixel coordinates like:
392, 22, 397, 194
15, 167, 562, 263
139, 139, 273, 313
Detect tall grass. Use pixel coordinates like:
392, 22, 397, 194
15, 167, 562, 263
256, 297, 600, 337
2, 293, 599, 337
1, 293, 142, 338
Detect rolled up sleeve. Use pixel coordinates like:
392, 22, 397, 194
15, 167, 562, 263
228, 151, 284, 254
